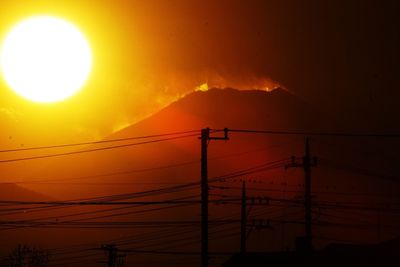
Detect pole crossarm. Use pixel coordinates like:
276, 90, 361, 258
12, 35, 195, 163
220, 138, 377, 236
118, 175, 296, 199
201, 127, 229, 267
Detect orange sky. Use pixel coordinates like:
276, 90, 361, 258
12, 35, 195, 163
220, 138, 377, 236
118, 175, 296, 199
0, 0, 282, 148
0, 0, 399, 148
0, 2, 400, 262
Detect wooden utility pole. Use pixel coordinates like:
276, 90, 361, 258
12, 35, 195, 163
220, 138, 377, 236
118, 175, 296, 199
97, 244, 127, 267
200, 128, 229, 267
240, 181, 247, 253
101, 244, 117, 267
286, 138, 317, 252
201, 128, 209, 267
304, 138, 312, 251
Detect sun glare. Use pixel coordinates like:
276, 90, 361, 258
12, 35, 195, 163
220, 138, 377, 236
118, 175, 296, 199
0, 16, 92, 103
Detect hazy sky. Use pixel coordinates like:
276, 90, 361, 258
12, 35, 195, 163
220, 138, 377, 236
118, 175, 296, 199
0, 0, 399, 146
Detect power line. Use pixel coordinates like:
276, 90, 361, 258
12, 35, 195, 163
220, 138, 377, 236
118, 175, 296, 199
124, 225, 239, 252
219, 185, 400, 198
46, 226, 196, 256
0, 159, 289, 217
0, 185, 202, 217
0, 133, 199, 164
208, 158, 289, 184
227, 128, 400, 138
0, 186, 197, 213
109, 249, 233, 256
1, 142, 295, 184
0, 219, 241, 228
0, 130, 200, 153
50, 222, 237, 258
0, 198, 240, 206
0, 196, 199, 231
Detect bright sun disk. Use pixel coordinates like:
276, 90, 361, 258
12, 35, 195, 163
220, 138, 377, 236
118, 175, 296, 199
0, 16, 92, 103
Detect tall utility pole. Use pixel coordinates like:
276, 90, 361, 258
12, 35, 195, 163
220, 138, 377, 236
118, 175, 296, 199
303, 138, 313, 251
201, 128, 209, 267
201, 128, 229, 267
116, 254, 126, 267
286, 138, 317, 252
240, 181, 247, 253
101, 244, 117, 267
95, 244, 127, 267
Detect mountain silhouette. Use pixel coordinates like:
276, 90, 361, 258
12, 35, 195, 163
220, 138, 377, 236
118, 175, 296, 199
13, 88, 339, 199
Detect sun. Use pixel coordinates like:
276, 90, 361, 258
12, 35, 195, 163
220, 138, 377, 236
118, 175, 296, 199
0, 16, 92, 103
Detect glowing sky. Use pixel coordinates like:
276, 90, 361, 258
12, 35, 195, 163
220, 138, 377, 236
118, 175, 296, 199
0, 0, 399, 147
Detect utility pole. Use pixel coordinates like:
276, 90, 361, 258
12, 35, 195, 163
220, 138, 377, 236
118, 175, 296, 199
200, 128, 229, 267
201, 128, 209, 267
95, 244, 127, 267
285, 138, 317, 252
240, 181, 247, 254
116, 254, 126, 267
101, 244, 117, 267
304, 138, 313, 251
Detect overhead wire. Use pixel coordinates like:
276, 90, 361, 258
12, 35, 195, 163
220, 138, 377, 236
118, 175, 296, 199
226, 128, 400, 138
4, 128, 399, 260
0, 133, 199, 164
2, 140, 297, 184
0, 130, 200, 153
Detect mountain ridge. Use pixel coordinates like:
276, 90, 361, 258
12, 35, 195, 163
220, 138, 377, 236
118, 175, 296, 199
107, 87, 339, 141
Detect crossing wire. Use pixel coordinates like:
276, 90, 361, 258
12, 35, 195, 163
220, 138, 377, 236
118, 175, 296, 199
0, 130, 200, 153
2, 139, 298, 184
226, 128, 400, 138
0, 133, 199, 163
